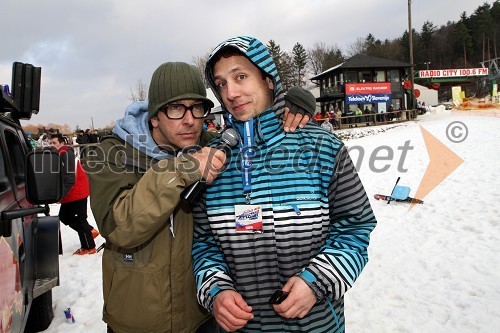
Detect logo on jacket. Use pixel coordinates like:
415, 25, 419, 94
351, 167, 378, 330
123, 254, 133, 262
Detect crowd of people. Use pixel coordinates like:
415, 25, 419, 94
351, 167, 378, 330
312, 103, 404, 130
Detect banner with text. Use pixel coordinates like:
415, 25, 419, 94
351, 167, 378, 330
345, 83, 392, 105
419, 68, 489, 78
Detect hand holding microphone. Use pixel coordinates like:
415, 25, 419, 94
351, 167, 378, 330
191, 148, 226, 185
181, 128, 239, 204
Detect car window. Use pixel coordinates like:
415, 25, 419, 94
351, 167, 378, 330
4, 130, 26, 188
0, 141, 12, 194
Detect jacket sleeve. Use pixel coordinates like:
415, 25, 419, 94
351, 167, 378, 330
61, 148, 76, 197
299, 143, 377, 301
192, 201, 236, 313
84, 139, 202, 248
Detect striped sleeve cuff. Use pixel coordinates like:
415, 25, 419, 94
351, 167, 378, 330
298, 269, 326, 302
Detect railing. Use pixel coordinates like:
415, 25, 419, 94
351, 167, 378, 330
322, 86, 342, 95
319, 109, 419, 130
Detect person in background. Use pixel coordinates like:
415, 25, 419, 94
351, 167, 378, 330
88, 129, 100, 153
335, 108, 342, 129
355, 106, 363, 124
76, 129, 89, 158
328, 106, 336, 126
313, 111, 323, 124
329, 105, 335, 119
83, 61, 312, 333
89, 129, 100, 144
49, 134, 99, 255
76, 130, 88, 145
363, 106, 371, 125
192, 36, 376, 332
321, 113, 335, 133
37, 133, 50, 147
25, 131, 36, 149
346, 108, 355, 127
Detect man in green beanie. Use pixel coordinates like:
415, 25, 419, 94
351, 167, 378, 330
84, 61, 313, 333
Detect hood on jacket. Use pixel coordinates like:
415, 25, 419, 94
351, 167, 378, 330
112, 101, 172, 160
205, 36, 286, 125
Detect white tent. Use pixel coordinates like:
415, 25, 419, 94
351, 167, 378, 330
415, 83, 438, 107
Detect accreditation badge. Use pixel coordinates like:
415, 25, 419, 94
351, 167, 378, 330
234, 205, 263, 232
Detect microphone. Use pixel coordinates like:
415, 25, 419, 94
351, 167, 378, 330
181, 128, 239, 204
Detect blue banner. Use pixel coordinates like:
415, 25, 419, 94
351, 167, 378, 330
346, 93, 392, 104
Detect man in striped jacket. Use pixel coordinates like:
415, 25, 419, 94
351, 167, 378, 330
192, 36, 377, 332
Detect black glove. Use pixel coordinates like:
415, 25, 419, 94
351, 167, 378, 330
284, 87, 316, 119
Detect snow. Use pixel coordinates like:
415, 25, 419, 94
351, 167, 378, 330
42, 111, 500, 333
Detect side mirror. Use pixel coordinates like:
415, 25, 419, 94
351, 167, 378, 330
11, 62, 42, 119
25, 149, 63, 205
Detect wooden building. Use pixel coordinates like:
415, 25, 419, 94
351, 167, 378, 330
310, 54, 412, 115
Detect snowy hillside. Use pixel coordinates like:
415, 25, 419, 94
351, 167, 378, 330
43, 110, 500, 333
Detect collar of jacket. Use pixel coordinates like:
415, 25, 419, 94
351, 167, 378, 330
231, 107, 285, 148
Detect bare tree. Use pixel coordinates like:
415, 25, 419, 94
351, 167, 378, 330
192, 53, 210, 87
345, 37, 367, 57
307, 42, 345, 77
129, 79, 148, 101
308, 42, 328, 76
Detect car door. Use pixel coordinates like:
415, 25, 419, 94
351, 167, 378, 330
0, 122, 27, 333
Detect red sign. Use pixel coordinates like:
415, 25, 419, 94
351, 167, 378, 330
345, 83, 391, 95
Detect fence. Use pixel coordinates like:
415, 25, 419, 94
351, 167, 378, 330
333, 109, 419, 130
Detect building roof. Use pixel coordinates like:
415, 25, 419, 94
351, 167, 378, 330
311, 54, 412, 80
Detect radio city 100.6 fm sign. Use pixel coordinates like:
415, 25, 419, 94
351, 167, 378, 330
345, 83, 392, 104
419, 68, 489, 78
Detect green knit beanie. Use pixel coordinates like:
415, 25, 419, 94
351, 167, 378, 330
148, 62, 214, 119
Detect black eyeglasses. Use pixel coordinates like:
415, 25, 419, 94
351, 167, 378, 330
160, 103, 210, 119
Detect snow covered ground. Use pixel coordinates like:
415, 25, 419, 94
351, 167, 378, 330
43, 110, 500, 332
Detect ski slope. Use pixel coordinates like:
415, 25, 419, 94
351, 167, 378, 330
43, 110, 500, 333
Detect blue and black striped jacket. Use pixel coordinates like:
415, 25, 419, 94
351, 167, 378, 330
192, 36, 376, 333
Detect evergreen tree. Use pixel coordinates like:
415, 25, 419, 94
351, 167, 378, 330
448, 21, 473, 67
468, 3, 495, 63
292, 43, 308, 87
279, 52, 295, 92
267, 40, 283, 78
324, 47, 344, 70
420, 21, 437, 65
365, 34, 384, 57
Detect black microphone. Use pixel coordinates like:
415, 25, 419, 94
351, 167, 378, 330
181, 128, 239, 204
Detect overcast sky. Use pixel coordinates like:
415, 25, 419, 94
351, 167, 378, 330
0, 0, 489, 130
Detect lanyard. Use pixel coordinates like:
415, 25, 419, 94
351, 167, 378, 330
227, 114, 255, 204
240, 119, 254, 204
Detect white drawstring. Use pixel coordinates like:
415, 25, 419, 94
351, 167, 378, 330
169, 214, 175, 238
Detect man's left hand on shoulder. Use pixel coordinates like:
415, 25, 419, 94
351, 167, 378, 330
272, 276, 317, 319
283, 87, 316, 132
283, 108, 310, 132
